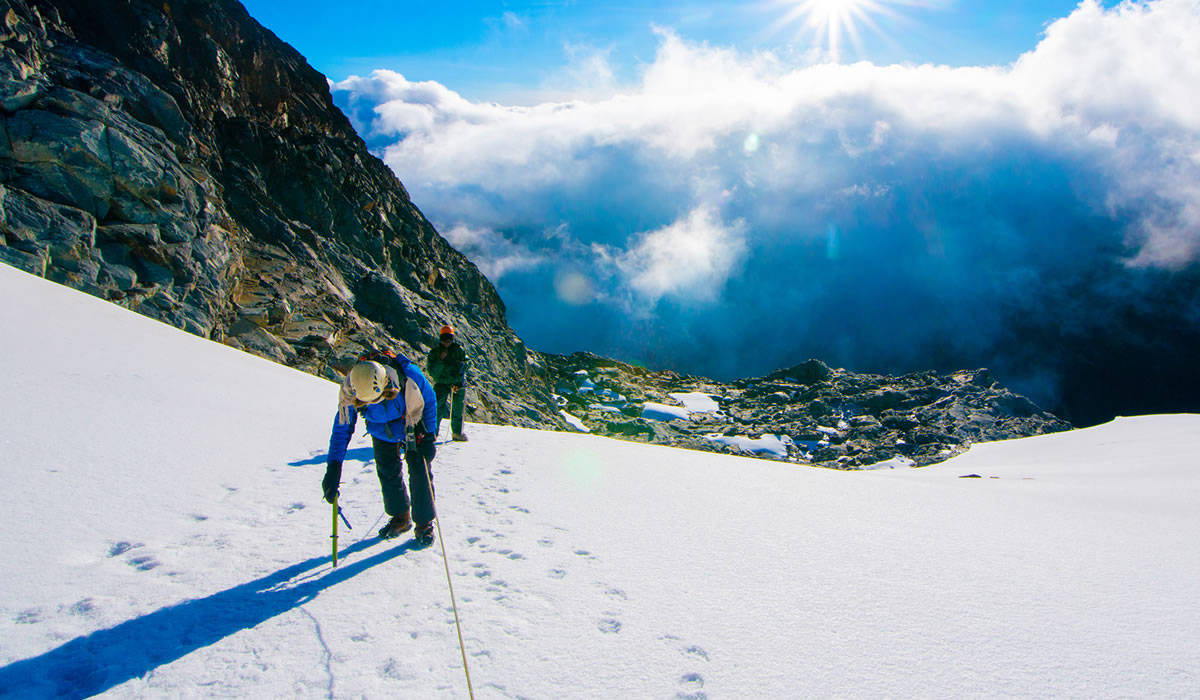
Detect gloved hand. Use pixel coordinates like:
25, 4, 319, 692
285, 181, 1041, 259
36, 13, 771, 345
322, 461, 342, 504
414, 428, 436, 463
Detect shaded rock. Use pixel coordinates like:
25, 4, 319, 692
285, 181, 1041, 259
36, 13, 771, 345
1, 0, 560, 430
768, 359, 833, 385
543, 352, 1070, 469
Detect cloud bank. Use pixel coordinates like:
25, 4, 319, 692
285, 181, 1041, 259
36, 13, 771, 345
332, 0, 1200, 424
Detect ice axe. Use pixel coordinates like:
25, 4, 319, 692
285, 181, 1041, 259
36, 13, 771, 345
331, 497, 352, 567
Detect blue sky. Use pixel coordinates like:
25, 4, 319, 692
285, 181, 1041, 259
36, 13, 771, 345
243, 0, 1115, 102
239, 1, 1199, 425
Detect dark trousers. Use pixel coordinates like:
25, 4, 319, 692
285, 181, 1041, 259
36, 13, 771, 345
435, 383, 465, 434
372, 436, 435, 524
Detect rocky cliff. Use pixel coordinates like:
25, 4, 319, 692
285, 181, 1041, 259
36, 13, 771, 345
0, 0, 559, 426
0, 0, 1070, 467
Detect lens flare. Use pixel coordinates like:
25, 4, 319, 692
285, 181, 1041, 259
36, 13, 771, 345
554, 269, 595, 305
768, 0, 919, 63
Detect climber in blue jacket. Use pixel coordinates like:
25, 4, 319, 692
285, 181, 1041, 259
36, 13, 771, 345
324, 350, 440, 546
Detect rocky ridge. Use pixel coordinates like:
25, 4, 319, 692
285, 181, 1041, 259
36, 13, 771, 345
0, 0, 558, 427
545, 353, 1071, 469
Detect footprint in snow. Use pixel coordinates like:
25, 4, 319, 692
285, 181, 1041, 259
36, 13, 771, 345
128, 554, 161, 571
108, 541, 142, 557
67, 598, 98, 616
110, 542, 160, 571
661, 635, 711, 662
597, 618, 622, 634
677, 672, 706, 699
14, 609, 41, 624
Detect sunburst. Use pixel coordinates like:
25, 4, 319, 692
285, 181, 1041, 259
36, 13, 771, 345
768, 0, 914, 63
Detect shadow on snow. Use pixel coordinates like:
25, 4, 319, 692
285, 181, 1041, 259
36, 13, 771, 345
0, 538, 415, 699
288, 446, 375, 467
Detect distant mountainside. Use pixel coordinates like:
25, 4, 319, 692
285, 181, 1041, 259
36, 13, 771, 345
545, 353, 1070, 468
0, 0, 1070, 466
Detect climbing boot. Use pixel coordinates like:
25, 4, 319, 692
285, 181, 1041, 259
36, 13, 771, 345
414, 521, 435, 547
378, 511, 412, 539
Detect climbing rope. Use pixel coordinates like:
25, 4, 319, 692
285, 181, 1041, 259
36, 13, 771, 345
420, 438, 475, 700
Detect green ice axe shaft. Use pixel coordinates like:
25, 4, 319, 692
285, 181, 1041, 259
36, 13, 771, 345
331, 496, 339, 568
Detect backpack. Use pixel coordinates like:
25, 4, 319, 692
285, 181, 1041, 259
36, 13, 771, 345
356, 348, 425, 429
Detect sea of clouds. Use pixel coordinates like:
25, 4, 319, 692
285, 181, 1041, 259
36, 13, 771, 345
331, 0, 1200, 423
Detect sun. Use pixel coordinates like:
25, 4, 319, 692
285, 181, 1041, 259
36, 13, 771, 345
768, 0, 909, 63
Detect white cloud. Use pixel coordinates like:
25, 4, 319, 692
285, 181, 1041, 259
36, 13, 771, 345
441, 223, 546, 282
331, 0, 1200, 274
609, 205, 748, 305
1011, 0, 1200, 268
562, 43, 617, 93
501, 11, 525, 31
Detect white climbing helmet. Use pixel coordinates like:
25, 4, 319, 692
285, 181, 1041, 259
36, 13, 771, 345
348, 361, 388, 402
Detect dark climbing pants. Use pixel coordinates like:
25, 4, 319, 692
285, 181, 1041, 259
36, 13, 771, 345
372, 436, 435, 525
435, 383, 465, 434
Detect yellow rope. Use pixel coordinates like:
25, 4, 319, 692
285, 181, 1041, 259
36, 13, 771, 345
420, 438, 475, 699
434, 515, 474, 699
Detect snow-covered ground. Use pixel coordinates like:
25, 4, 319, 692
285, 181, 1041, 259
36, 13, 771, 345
1, 261, 1198, 698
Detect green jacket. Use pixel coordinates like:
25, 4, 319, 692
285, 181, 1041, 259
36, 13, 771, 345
426, 341, 467, 386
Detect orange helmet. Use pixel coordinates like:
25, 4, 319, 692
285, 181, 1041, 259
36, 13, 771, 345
439, 325, 454, 337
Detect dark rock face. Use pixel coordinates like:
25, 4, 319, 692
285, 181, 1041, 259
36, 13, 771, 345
544, 354, 1071, 468
0, 0, 559, 427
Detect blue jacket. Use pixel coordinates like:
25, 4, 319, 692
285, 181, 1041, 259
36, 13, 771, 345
328, 354, 439, 463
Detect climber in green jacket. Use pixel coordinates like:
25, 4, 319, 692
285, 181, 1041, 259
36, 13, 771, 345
427, 325, 469, 441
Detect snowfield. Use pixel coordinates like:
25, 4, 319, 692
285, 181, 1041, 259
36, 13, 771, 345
1, 262, 1198, 699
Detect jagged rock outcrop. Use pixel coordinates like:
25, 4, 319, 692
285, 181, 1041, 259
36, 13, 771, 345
0, 0, 559, 426
544, 353, 1071, 468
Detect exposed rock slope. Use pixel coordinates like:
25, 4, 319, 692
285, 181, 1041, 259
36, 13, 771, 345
0, 0, 558, 426
545, 354, 1071, 468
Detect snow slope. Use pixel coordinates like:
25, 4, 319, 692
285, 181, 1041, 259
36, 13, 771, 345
1, 262, 1198, 699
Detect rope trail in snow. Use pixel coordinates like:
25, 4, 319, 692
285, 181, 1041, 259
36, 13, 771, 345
298, 607, 336, 699
421, 445, 475, 700
356, 511, 386, 547
434, 515, 474, 700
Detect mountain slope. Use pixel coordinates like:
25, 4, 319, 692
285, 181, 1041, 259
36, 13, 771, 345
1, 262, 1198, 698
0, 0, 557, 427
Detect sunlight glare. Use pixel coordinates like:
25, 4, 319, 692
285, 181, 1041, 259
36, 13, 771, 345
769, 0, 911, 63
